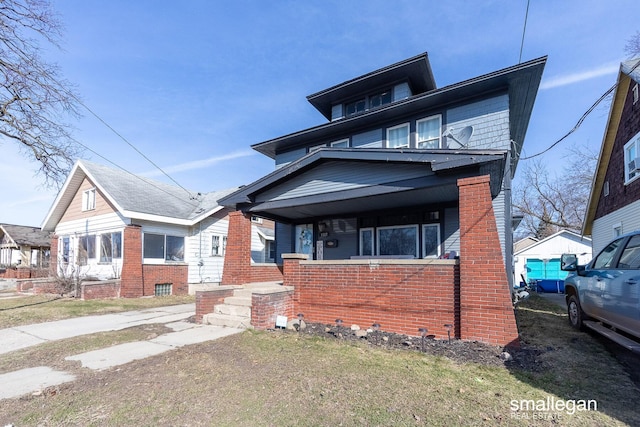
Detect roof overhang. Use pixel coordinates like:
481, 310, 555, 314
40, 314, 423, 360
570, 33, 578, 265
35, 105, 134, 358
253, 56, 546, 177
220, 148, 506, 222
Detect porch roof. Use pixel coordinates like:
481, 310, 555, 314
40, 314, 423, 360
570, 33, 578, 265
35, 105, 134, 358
220, 148, 506, 222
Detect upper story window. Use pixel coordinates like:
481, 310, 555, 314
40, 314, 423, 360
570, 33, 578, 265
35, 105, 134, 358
330, 139, 349, 148
82, 188, 96, 211
633, 83, 639, 105
345, 99, 366, 117
369, 90, 392, 109
624, 131, 640, 184
416, 115, 442, 149
211, 234, 226, 256
386, 123, 410, 148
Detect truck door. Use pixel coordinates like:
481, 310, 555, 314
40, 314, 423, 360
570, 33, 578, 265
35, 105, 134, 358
608, 235, 640, 334
583, 237, 625, 319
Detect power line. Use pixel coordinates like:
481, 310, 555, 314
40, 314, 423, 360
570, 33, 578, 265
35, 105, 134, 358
519, 0, 530, 64
520, 59, 640, 161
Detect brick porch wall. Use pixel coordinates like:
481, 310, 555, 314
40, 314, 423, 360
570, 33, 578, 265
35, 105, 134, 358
221, 211, 283, 285
283, 255, 459, 338
195, 287, 235, 322
458, 175, 519, 348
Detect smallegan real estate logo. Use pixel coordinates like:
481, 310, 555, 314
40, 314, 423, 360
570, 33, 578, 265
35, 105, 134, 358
510, 396, 597, 420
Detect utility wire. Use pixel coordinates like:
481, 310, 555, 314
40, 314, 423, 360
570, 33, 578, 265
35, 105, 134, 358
520, 59, 640, 161
519, 0, 530, 64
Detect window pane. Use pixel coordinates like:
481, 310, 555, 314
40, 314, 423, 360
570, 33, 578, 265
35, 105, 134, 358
101, 234, 112, 262
378, 226, 417, 257
212, 235, 220, 256
345, 99, 365, 116
423, 225, 440, 258
62, 237, 70, 263
417, 117, 440, 149
166, 236, 184, 261
592, 238, 623, 269
144, 233, 165, 259
360, 228, 374, 256
387, 124, 409, 148
112, 232, 122, 259
619, 235, 640, 269
370, 91, 392, 108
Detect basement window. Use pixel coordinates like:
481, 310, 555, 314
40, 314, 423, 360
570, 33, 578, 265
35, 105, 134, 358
155, 283, 172, 296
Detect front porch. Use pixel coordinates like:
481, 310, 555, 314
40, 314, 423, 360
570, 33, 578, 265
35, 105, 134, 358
196, 175, 520, 347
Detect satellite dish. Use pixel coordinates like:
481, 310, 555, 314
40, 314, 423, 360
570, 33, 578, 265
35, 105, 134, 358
443, 126, 474, 148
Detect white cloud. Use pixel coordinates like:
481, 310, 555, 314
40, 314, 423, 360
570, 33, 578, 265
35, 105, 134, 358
540, 62, 619, 90
140, 150, 256, 177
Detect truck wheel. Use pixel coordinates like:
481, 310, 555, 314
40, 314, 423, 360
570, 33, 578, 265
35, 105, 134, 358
567, 295, 584, 330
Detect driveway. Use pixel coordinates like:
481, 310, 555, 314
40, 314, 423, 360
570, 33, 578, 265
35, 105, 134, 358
0, 304, 243, 399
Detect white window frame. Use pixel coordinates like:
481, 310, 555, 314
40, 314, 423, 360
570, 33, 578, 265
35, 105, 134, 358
330, 139, 349, 148
251, 216, 263, 224
633, 83, 639, 105
386, 123, 410, 149
309, 144, 326, 153
376, 224, 419, 257
143, 233, 185, 262
211, 234, 226, 257
422, 224, 441, 258
82, 188, 96, 211
359, 227, 374, 256
416, 115, 442, 149
624, 131, 640, 184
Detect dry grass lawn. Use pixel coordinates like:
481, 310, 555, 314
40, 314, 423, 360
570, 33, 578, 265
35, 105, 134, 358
0, 293, 638, 426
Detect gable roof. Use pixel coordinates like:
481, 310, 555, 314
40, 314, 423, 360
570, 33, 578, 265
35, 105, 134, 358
42, 160, 239, 231
514, 230, 591, 256
0, 224, 52, 248
583, 57, 640, 235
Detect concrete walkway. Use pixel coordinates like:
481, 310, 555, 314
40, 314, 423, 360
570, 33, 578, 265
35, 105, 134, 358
0, 303, 244, 400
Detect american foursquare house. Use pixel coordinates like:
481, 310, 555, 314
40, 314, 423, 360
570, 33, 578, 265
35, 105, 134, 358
197, 53, 546, 347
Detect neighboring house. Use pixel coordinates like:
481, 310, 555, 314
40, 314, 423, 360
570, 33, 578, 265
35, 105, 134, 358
514, 230, 592, 286
514, 236, 538, 254
0, 223, 51, 268
41, 160, 274, 298
214, 53, 546, 347
584, 57, 640, 253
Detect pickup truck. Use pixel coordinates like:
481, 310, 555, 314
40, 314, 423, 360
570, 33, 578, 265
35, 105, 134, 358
561, 231, 640, 352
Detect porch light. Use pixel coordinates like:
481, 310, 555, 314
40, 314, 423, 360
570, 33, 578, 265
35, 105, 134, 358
444, 324, 453, 343
418, 327, 428, 352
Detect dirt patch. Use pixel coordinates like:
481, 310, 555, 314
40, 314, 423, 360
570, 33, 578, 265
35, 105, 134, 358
282, 321, 544, 372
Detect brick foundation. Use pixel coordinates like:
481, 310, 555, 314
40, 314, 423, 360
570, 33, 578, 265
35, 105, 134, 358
81, 280, 121, 300
142, 264, 189, 296
458, 175, 519, 348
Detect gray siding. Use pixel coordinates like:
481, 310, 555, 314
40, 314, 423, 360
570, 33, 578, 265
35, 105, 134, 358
275, 147, 307, 168
318, 218, 357, 260
445, 94, 510, 150
275, 221, 292, 263
592, 199, 640, 253
352, 129, 383, 148
256, 162, 433, 203
331, 104, 343, 121
443, 207, 460, 256
393, 82, 411, 101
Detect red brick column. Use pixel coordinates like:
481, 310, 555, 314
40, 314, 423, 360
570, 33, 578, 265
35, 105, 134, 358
458, 175, 519, 348
121, 225, 144, 298
221, 211, 253, 285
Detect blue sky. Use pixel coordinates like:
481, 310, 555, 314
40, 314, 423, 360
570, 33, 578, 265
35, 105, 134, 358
2, 0, 639, 226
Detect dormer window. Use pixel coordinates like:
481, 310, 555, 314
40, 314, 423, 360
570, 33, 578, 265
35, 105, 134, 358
82, 188, 96, 211
370, 90, 392, 109
416, 115, 442, 149
387, 123, 410, 148
345, 99, 366, 116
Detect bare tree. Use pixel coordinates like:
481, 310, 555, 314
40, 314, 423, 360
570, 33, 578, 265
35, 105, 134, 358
625, 30, 640, 57
0, 0, 81, 187
514, 146, 597, 239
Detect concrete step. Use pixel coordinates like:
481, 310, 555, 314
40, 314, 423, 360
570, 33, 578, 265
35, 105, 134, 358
224, 295, 252, 306
202, 313, 252, 329
232, 288, 255, 299
243, 281, 284, 288
214, 303, 251, 317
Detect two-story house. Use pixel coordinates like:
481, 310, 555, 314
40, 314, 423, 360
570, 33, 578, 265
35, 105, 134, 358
211, 53, 546, 347
583, 57, 640, 253
41, 160, 279, 299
